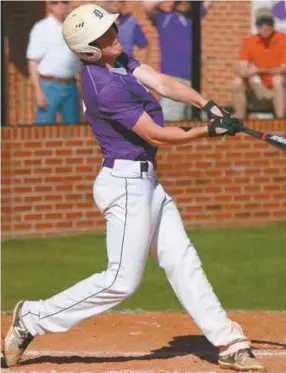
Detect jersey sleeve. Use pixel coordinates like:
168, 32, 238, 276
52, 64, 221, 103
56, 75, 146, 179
128, 55, 142, 72
134, 23, 148, 48
26, 23, 47, 61
116, 52, 141, 72
98, 83, 145, 131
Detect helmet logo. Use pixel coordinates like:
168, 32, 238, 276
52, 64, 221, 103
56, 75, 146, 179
93, 9, 103, 19
76, 22, 84, 28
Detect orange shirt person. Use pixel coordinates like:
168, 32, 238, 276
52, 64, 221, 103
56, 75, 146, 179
231, 7, 286, 119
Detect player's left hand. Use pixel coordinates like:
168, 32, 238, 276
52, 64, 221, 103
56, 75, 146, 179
203, 100, 230, 120
204, 100, 243, 137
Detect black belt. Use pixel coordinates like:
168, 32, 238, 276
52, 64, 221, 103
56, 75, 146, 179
102, 159, 156, 172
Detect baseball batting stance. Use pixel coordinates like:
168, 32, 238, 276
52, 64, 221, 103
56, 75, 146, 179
4, 5, 264, 372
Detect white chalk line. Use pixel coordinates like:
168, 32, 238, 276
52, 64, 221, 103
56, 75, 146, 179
21, 348, 286, 358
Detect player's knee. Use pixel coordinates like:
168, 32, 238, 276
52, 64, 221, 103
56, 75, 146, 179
115, 278, 141, 298
272, 75, 285, 90
230, 77, 245, 93
110, 268, 143, 299
161, 243, 202, 276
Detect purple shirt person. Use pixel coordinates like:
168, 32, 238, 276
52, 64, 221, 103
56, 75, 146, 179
272, 0, 286, 33
145, 1, 209, 80
118, 14, 148, 56
144, 1, 212, 121
96, 1, 149, 57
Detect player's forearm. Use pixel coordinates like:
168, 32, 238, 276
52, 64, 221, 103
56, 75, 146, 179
28, 60, 42, 92
159, 74, 208, 109
150, 126, 209, 146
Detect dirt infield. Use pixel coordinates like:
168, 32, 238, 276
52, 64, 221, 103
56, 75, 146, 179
1, 312, 286, 373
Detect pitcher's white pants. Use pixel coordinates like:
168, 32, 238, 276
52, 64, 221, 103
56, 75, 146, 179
21, 160, 249, 351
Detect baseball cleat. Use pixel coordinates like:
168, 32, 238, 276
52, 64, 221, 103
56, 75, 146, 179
3, 300, 33, 367
218, 348, 265, 371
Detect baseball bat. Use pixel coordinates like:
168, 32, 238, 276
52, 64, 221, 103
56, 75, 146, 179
181, 124, 286, 152
240, 125, 286, 152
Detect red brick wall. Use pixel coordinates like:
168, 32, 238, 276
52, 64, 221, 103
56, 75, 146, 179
4, 1, 252, 125
2, 120, 286, 238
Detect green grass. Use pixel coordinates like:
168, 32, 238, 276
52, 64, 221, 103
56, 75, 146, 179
2, 222, 286, 311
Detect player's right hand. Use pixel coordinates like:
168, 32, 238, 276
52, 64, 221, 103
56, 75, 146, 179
208, 117, 243, 137
36, 89, 48, 109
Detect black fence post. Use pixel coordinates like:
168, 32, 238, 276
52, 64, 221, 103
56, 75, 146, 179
191, 0, 201, 121
1, 1, 8, 126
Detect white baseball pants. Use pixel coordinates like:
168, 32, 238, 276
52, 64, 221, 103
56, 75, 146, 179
21, 160, 249, 351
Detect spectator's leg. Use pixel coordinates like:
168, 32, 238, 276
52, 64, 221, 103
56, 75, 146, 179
272, 75, 286, 118
248, 76, 275, 101
230, 77, 247, 119
35, 81, 60, 125
160, 96, 185, 122
60, 82, 80, 124
160, 77, 190, 121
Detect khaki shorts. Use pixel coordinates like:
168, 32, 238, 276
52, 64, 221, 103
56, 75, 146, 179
160, 77, 192, 121
247, 88, 275, 112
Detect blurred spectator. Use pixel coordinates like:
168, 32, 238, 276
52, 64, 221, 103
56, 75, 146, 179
231, 7, 286, 119
26, 1, 82, 125
144, 1, 212, 121
272, 1, 286, 34
96, 1, 149, 59
252, 1, 286, 34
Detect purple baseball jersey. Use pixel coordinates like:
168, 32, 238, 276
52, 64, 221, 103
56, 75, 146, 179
81, 53, 164, 161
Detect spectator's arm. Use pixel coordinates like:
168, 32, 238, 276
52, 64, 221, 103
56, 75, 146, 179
237, 60, 253, 78
28, 60, 41, 93
133, 22, 149, 61
237, 38, 256, 78
26, 23, 48, 109
28, 60, 48, 109
133, 64, 207, 109
267, 64, 286, 75
142, 0, 163, 15
134, 23, 148, 49
203, 0, 214, 11
200, 0, 214, 17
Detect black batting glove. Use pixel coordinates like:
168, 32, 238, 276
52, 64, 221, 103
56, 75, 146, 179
208, 117, 244, 137
203, 100, 230, 120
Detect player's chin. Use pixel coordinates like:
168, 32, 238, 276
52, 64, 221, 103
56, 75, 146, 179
113, 45, 123, 56
103, 45, 123, 58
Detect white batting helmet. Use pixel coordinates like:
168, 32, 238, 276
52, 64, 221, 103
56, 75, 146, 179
62, 4, 119, 62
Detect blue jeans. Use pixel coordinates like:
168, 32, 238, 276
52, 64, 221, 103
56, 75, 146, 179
36, 80, 79, 125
